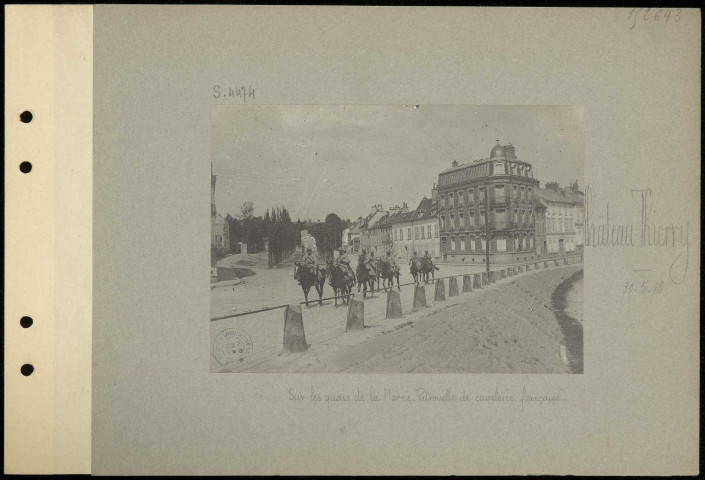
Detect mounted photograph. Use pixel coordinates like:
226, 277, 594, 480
210, 105, 584, 374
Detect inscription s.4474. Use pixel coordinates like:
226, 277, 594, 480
628, 8, 681, 30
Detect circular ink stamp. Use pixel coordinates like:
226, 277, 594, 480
213, 328, 253, 367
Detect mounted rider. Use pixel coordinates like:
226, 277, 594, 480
334, 247, 356, 284
409, 251, 422, 271
302, 247, 318, 274
423, 250, 440, 270
383, 250, 400, 274
366, 250, 377, 276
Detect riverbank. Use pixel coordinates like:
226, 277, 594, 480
551, 269, 584, 373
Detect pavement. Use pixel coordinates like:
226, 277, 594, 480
210, 255, 584, 373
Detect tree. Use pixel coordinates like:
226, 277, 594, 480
239, 201, 254, 221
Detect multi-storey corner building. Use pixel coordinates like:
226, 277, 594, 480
436, 142, 539, 264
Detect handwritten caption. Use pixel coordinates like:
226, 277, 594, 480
628, 8, 681, 30
213, 85, 256, 102
585, 186, 690, 285
288, 386, 565, 412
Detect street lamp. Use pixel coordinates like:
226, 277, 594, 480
485, 181, 491, 276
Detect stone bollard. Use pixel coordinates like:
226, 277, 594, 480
434, 278, 446, 301
473, 273, 482, 289
413, 284, 427, 309
463, 274, 473, 293
283, 304, 308, 353
385, 290, 402, 319
346, 298, 365, 332
448, 276, 459, 297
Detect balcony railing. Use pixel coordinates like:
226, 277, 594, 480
489, 220, 513, 230
490, 195, 511, 206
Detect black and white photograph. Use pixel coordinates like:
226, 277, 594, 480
210, 105, 584, 373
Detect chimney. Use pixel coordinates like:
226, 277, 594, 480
570, 180, 580, 194
546, 181, 560, 192
503, 143, 516, 160
452, 160, 459, 167
431, 184, 439, 203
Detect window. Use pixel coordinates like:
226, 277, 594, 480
496, 237, 507, 252
520, 186, 525, 199
468, 189, 474, 203
394, 229, 397, 241
480, 237, 486, 252
469, 212, 475, 228
527, 188, 532, 200
407, 227, 412, 239
480, 211, 485, 226
458, 191, 464, 205
513, 185, 518, 198
469, 237, 475, 252
440, 194, 445, 207
399, 228, 403, 241
434, 223, 439, 238
495, 209, 507, 227
449, 213, 454, 230
441, 236, 448, 253
459, 212, 464, 229
449, 192, 454, 207
415, 226, 419, 239
450, 237, 456, 252
427, 225, 431, 238
421, 226, 425, 239
460, 236, 466, 252
530, 235, 534, 248
521, 210, 526, 225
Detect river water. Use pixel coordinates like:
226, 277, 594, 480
551, 269, 584, 373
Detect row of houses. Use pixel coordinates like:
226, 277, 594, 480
343, 143, 585, 265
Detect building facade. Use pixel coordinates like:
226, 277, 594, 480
535, 182, 578, 255
359, 204, 385, 254
567, 180, 585, 249
535, 199, 547, 257
436, 142, 539, 264
341, 223, 361, 254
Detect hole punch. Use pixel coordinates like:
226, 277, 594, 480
19, 161, 32, 173
20, 316, 33, 328
20, 110, 33, 123
21, 364, 34, 376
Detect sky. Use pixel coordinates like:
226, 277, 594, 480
211, 104, 584, 222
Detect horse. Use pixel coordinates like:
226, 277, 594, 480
410, 258, 438, 284
356, 262, 377, 299
327, 261, 356, 307
377, 259, 401, 291
420, 257, 439, 283
294, 262, 326, 306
